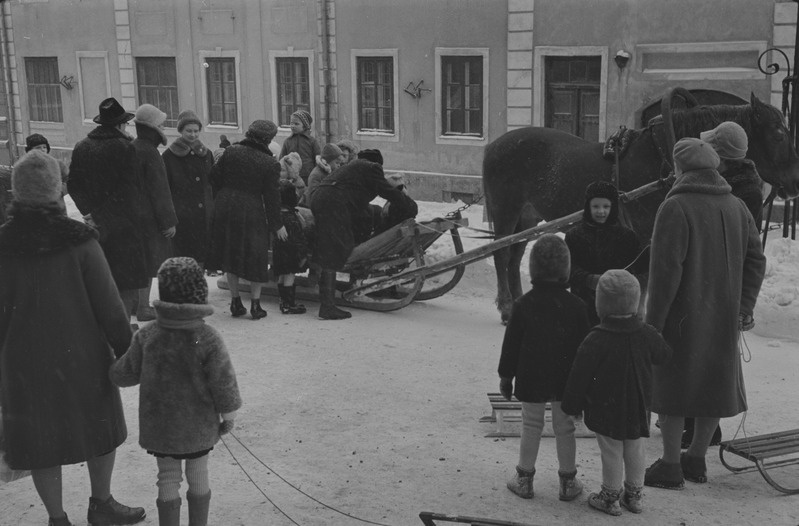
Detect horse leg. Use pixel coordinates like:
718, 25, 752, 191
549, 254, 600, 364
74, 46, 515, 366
507, 240, 527, 302
493, 244, 515, 325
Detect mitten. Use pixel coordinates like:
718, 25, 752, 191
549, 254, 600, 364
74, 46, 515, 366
499, 377, 513, 401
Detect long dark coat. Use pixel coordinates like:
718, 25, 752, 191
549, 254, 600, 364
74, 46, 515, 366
206, 139, 283, 282
308, 159, 418, 270
132, 124, 177, 276
162, 139, 215, 264
497, 280, 591, 403
0, 204, 131, 470
646, 168, 766, 418
561, 316, 672, 440
68, 125, 149, 290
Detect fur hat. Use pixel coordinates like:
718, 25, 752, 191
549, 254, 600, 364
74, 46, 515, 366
246, 120, 278, 143
177, 110, 203, 132
321, 143, 344, 163
595, 269, 640, 319
357, 148, 384, 165
93, 97, 134, 126
583, 180, 619, 224
280, 152, 302, 181
529, 234, 570, 282
279, 179, 299, 208
699, 121, 748, 161
673, 137, 720, 173
25, 133, 50, 153
134, 104, 167, 130
157, 257, 208, 305
11, 150, 62, 204
336, 139, 359, 159
291, 110, 313, 130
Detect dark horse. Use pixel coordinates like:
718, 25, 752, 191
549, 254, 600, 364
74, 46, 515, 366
483, 93, 799, 323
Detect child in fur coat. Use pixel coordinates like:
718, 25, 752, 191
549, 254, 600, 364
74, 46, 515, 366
110, 257, 242, 526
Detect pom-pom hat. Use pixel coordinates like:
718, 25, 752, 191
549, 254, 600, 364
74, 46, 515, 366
158, 257, 208, 305
699, 121, 748, 161
11, 150, 62, 204
529, 233, 570, 282
595, 269, 641, 319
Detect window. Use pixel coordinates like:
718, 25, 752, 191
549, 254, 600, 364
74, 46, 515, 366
357, 57, 393, 132
441, 56, 483, 136
136, 58, 179, 128
25, 57, 62, 123
276, 57, 310, 127
205, 58, 237, 126
545, 56, 601, 142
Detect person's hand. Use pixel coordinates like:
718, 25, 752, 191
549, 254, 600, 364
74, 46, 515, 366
739, 313, 755, 332
499, 377, 513, 401
276, 226, 288, 241
162, 226, 176, 238
219, 419, 235, 436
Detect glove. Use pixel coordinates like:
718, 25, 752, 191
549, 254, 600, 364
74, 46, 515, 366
739, 313, 755, 332
499, 377, 513, 401
219, 419, 235, 436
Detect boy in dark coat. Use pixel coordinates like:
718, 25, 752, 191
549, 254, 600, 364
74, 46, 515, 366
562, 269, 672, 516
497, 234, 591, 501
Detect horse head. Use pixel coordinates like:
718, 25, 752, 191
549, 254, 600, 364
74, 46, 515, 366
747, 93, 799, 199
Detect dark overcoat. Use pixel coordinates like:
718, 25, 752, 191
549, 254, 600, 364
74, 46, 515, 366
271, 209, 309, 276
279, 132, 320, 184
132, 124, 177, 275
497, 280, 591, 403
645, 168, 766, 418
206, 139, 283, 282
68, 125, 149, 290
308, 159, 418, 270
162, 139, 215, 264
0, 204, 131, 470
723, 159, 764, 231
561, 316, 672, 440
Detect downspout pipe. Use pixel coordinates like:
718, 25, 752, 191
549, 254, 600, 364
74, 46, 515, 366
0, 0, 18, 163
321, 0, 331, 144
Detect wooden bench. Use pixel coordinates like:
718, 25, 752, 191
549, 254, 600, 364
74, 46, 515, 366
480, 393, 594, 438
419, 511, 538, 526
718, 428, 799, 494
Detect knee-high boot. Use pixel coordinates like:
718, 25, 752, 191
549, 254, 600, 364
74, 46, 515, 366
318, 270, 351, 320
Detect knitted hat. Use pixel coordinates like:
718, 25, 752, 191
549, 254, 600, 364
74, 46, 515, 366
291, 109, 313, 130
11, 150, 62, 204
321, 143, 344, 163
246, 119, 278, 143
157, 257, 208, 305
177, 110, 203, 132
529, 234, 570, 282
279, 179, 298, 208
673, 137, 720, 173
583, 180, 619, 224
219, 135, 231, 148
699, 121, 748, 161
358, 148, 384, 165
133, 104, 167, 130
25, 133, 50, 153
595, 269, 641, 319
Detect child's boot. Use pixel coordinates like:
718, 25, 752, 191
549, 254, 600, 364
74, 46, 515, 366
620, 481, 644, 514
156, 497, 181, 526
48, 514, 73, 526
250, 299, 267, 320
230, 296, 246, 317
558, 469, 584, 501
287, 285, 306, 314
506, 466, 535, 499
278, 284, 291, 314
187, 491, 211, 526
588, 485, 622, 516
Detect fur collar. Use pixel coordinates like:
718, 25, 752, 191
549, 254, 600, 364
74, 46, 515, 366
721, 159, 761, 189
0, 202, 97, 256
135, 122, 167, 147
153, 300, 214, 330
88, 125, 133, 142
315, 155, 332, 174
168, 136, 209, 158
238, 137, 272, 155
667, 168, 732, 198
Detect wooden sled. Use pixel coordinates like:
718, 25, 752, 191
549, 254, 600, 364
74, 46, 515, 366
719, 429, 799, 495
479, 393, 594, 438
419, 511, 539, 526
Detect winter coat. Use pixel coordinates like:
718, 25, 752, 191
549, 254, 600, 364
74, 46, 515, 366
206, 139, 283, 282
68, 125, 149, 290
722, 159, 764, 232
300, 155, 334, 207
110, 300, 241, 457
132, 124, 178, 276
279, 132, 321, 185
0, 204, 131, 470
497, 280, 592, 403
163, 137, 215, 264
308, 159, 418, 270
561, 316, 672, 440
645, 168, 766, 418
271, 208, 309, 276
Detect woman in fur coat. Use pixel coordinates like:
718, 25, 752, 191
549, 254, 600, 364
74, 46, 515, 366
0, 151, 144, 526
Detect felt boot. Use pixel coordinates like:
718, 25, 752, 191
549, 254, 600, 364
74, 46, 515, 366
287, 285, 306, 314
87, 495, 146, 525
47, 514, 73, 526
587, 485, 622, 516
250, 299, 267, 320
156, 497, 181, 526
644, 458, 684, 490
187, 491, 211, 526
620, 481, 644, 514
318, 270, 351, 320
279, 285, 306, 314
230, 296, 247, 317
680, 452, 708, 483
506, 466, 535, 499
558, 469, 584, 501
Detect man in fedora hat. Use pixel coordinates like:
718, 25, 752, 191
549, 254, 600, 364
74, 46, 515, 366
68, 97, 149, 320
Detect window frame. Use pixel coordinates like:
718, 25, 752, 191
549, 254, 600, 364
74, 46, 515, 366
350, 49, 399, 142
24, 57, 63, 124
268, 49, 315, 137
134, 56, 179, 128
435, 48, 489, 145
76, 51, 111, 125
198, 50, 242, 132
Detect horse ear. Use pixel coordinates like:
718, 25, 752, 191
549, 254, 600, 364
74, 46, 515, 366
751, 92, 762, 107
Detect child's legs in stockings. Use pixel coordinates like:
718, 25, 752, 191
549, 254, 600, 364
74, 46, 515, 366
518, 402, 546, 471
279, 274, 295, 286
550, 401, 577, 473
156, 457, 183, 501
595, 433, 624, 490
623, 438, 646, 487
185, 455, 210, 497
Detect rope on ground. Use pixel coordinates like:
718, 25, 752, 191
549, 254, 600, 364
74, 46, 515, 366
223, 431, 398, 526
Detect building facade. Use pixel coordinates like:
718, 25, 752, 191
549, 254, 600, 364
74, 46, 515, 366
0, 0, 793, 201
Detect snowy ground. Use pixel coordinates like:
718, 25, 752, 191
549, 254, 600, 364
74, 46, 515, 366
1, 199, 798, 525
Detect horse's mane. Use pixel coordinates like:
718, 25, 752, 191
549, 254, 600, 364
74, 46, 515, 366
669, 104, 753, 139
